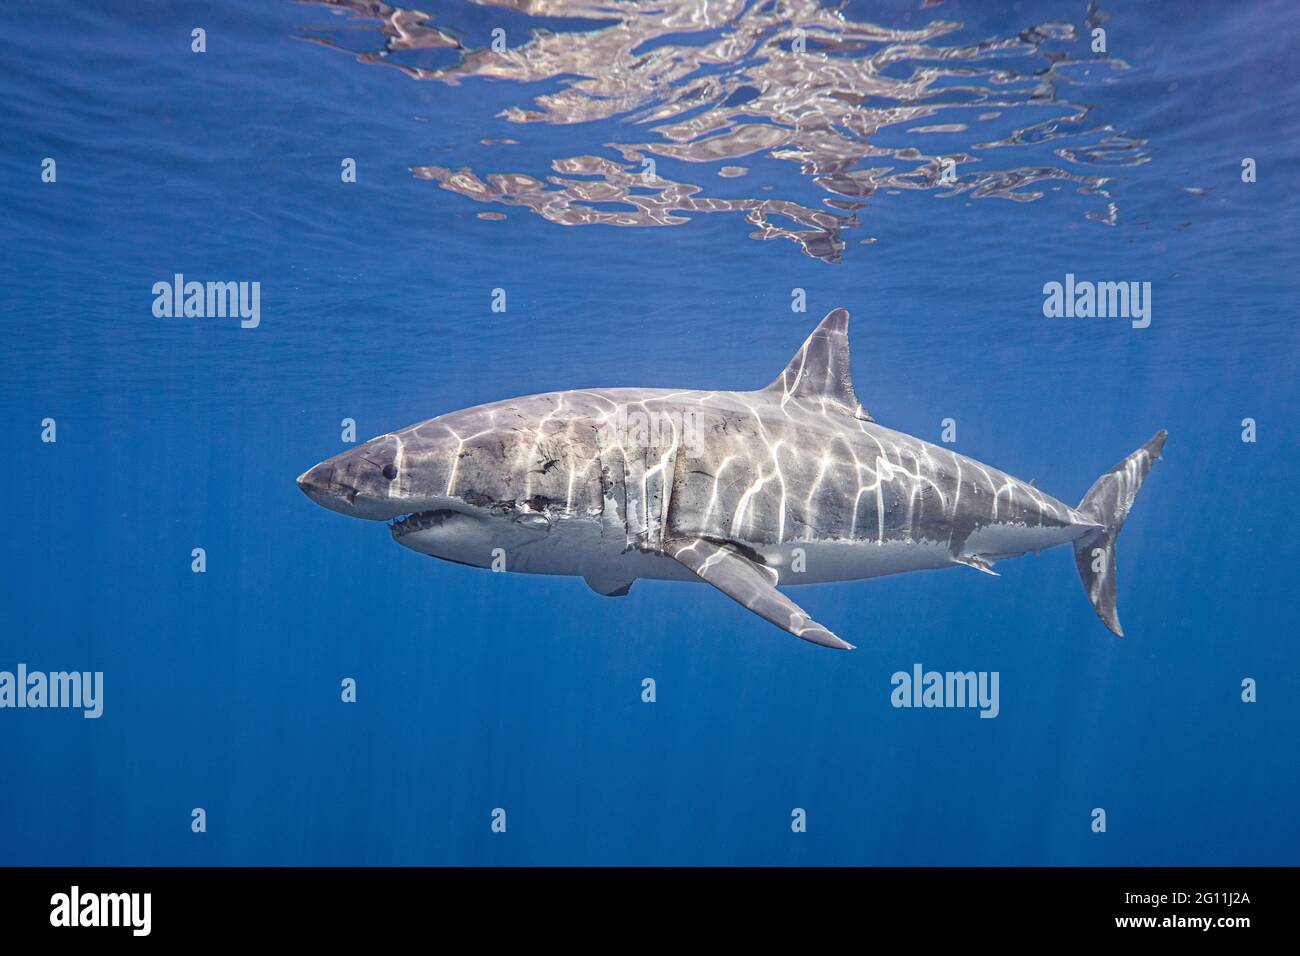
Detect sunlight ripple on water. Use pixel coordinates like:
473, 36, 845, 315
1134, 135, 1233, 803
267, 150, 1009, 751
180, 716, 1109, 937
298, 0, 1149, 262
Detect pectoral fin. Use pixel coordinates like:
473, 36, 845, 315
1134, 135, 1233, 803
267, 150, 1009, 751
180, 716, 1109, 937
667, 538, 854, 650
953, 553, 999, 576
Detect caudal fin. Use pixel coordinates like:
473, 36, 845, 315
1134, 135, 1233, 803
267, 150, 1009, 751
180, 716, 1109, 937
1073, 430, 1168, 637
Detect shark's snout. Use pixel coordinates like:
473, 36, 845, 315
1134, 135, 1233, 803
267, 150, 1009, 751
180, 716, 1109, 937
296, 461, 356, 514
297, 435, 407, 520
296, 464, 327, 494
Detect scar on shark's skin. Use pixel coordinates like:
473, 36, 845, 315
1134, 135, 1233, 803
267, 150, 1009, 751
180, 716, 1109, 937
298, 308, 1167, 649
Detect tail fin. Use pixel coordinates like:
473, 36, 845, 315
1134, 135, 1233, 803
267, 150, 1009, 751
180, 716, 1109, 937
1073, 430, 1168, 637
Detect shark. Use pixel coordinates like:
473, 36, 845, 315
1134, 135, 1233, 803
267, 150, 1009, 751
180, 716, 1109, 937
297, 309, 1166, 649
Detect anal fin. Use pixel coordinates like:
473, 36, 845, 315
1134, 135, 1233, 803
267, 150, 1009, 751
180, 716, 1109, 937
583, 570, 635, 597
667, 538, 854, 650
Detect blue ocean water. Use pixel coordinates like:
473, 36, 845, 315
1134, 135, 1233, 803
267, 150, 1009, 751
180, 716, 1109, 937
1, 0, 1297, 866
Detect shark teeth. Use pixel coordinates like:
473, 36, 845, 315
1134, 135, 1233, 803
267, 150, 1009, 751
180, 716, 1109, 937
390, 510, 447, 537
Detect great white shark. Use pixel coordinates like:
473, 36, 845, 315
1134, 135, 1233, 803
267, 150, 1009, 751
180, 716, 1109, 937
298, 309, 1166, 649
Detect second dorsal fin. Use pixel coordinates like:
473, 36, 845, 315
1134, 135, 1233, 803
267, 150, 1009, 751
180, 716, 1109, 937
762, 308, 871, 420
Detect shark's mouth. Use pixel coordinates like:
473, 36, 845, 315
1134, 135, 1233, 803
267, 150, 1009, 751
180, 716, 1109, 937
389, 509, 459, 538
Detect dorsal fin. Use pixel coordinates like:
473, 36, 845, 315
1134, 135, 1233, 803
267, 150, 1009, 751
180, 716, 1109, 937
762, 308, 871, 420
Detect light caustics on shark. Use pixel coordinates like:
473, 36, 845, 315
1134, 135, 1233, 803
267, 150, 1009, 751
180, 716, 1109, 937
298, 309, 1167, 649
295, 0, 1149, 263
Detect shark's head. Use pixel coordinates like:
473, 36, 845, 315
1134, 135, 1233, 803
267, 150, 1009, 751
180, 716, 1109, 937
296, 432, 412, 521
297, 398, 564, 566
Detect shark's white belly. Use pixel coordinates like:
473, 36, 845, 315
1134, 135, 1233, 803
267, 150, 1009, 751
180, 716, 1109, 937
397, 508, 1085, 586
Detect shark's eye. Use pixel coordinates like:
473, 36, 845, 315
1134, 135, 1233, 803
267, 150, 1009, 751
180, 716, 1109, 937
382, 464, 398, 481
